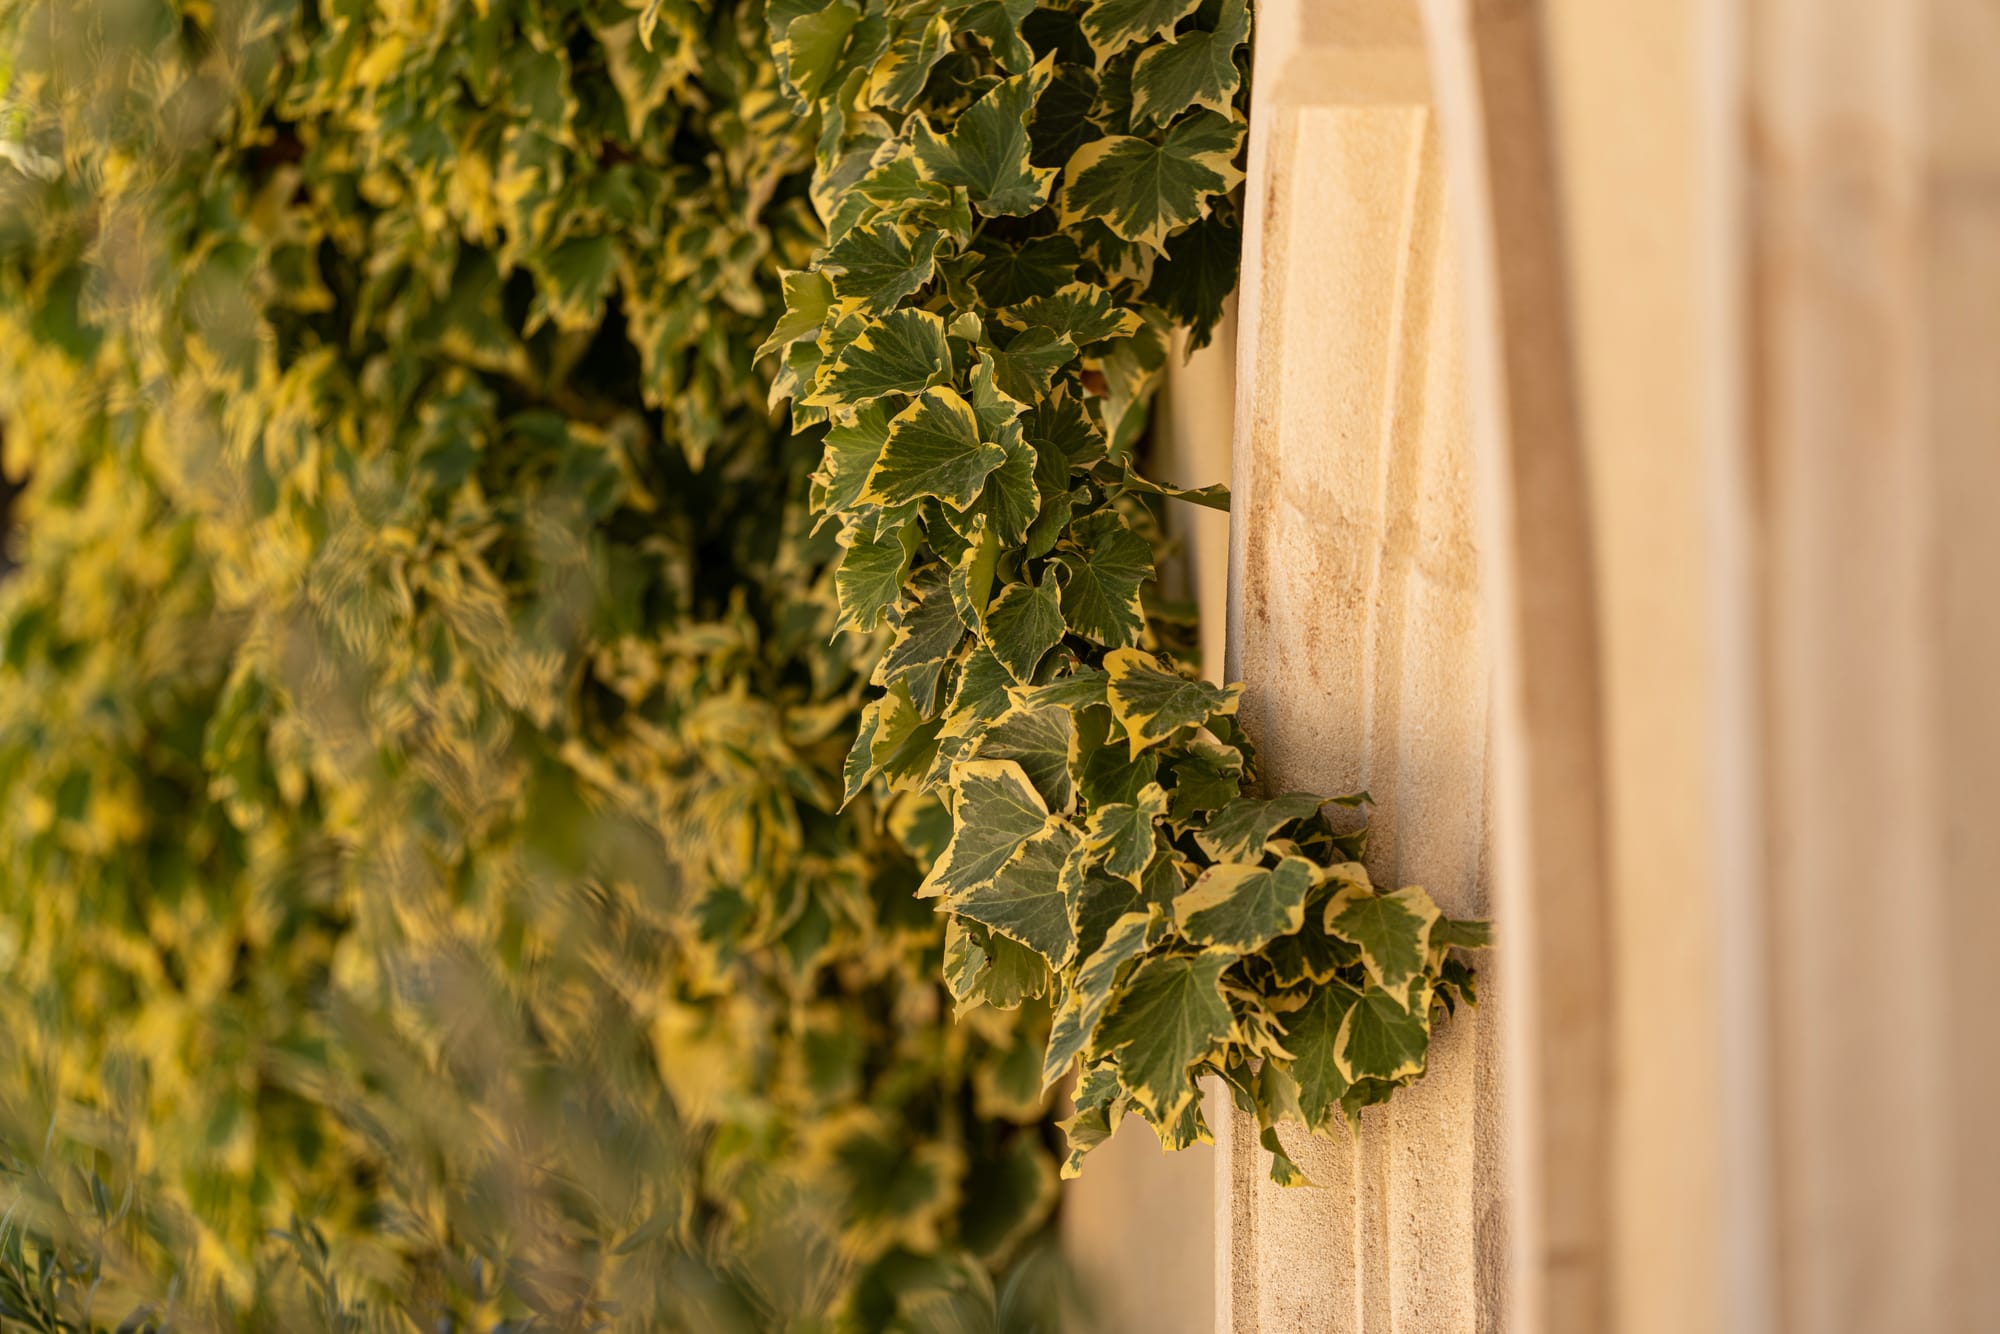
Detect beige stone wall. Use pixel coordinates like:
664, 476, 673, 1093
1216, 2, 1507, 1329
1198, 0, 2000, 1330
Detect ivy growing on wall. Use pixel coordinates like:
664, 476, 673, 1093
764, 0, 1490, 1183
0, 0, 1486, 1324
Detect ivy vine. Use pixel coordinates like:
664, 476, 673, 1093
766, 0, 1491, 1181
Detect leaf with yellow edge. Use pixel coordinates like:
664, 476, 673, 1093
1324, 880, 1440, 998
1094, 952, 1233, 1124
949, 819, 1079, 966
1336, 977, 1433, 1084
863, 387, 1007, 509
920, 759, 1059, 899
1172, 856, 1313, 954
1078, 782, 1168, 885
1103, 647, 1241, 756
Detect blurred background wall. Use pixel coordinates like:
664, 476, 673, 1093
1079, 0, 2000, 1329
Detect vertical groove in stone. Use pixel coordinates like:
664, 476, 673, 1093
1225, 25, 1501, 1323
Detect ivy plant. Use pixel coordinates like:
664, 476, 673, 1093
763, 0, 1491, 1182
0, 0, 1073, 1327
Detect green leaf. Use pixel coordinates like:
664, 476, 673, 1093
1279, 983, 1359, 1132
1043, 910, 1152, 1087
1129, 0, 1249, 126
985, 326, 1078, 402
1166, 730, 1243, 821
862, 387, 1008, 509
984, 576, 1066, 684
1078, 0, 1201, 60
1055, 510, 1153, 648
1060, 110, 1245, 254
527, 234, 621, 333
1144, 202, 1241, 353
774, 0, 861, 108
810, 308, 953, 405
824, 222, 944, 311
1337, 978, 1432, 1084
949, 521, 1000, 632
922, 759, 1060, 898
1434, 916, 1495, 951
1194, 793, 1325, 862
759, 268, 836, 360
973, 704, 1079, 813
1005, 283, 1143, 345
1171, 856, 1313, 953
835, 519, 920, 632
875, 569, 969, 713
1079, 783, 1168, 884
1119, 461, 1230, 510
910, 57, 1060, 218
970, 234, 1081, 305
1103, 648, 1240, 756
814, 401, 893, 518
864, 10, 955, 111
950, 820, 1079, 965
960, 432, 1040, 546
1325, 881, 1441, 997
1095, 952, 1234, 1123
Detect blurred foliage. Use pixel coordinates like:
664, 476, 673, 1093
0, 0, 1084, 1327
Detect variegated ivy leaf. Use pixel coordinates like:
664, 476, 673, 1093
1433, 916, 1496, 952
1129, 0, 1249, 127
921, 759, 1059, 898
1004, 283, 1144, 345
1172, 856, 1315, 954
1120, 461, 1230, 510
944, 916, 993, 1010
1195, 792, 1326, 862
1325, 881, 1442, 998
1059, 1064, 1128, 1176
1078, 0, 1202, 61
984, 576, 1067, 684
949, 522, 1000, 631
809, 307, 953, 406
1043, 909, 1152, 1088
864, 11, 955, 111
1103, 647, 1241, 756
949, 818, 1079, 966
969, 234, 1082, 306
910, 57, 1060, 218
834, 518, 919, 632
1337, 977, 1434, 1084
1079, 782, 1169, 885
1166, 729, 1244, 821
816, 401, 893, 518
942, 644, 1017, 737
863, 388, 1008, 509
1279, 981, 1359, 1133
758, 268, 835, 360
957, 0, 1040, 74
972, 703, 1079, 813
1094, 951, 1234, 1123
773, 0, 862, 109
824, 222, 944, 311
985, 326, 1079, 403
960, 432, 1041, 545
1060, 109, 1246, 254
1146, 208, 1242, 353
1009, 667, 1110, 714
1056, 509, 1153, 648
875, 568, 969, 713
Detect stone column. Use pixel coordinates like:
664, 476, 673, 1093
1218, 2, 1506, 1329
